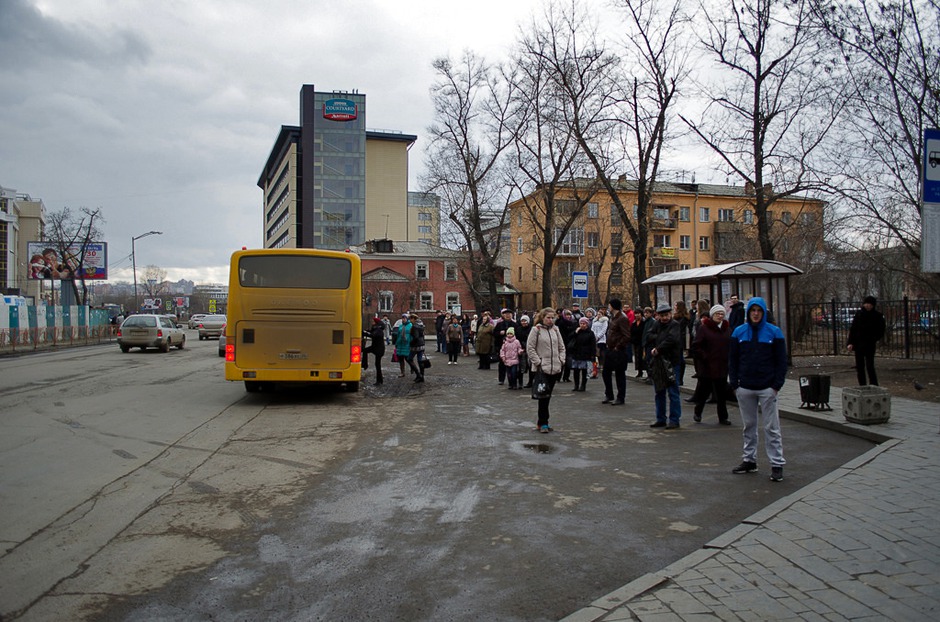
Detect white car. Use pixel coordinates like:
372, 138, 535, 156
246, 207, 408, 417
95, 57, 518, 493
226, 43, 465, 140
117, 314, 186, 352
188, 314, 207, 329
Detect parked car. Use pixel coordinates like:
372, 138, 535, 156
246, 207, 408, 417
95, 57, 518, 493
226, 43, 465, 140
188, 314, 207, 329
921, 310, 939, 332
117, 314, 186, 352
218, 329, 227, 357
197, 314, 227, 340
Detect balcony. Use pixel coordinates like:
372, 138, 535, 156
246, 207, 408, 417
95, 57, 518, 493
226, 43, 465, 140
649, 246, 678, 259
651, 217, 677, 230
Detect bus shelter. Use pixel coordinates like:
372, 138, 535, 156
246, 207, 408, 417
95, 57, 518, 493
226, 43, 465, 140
641, 260, 804, 353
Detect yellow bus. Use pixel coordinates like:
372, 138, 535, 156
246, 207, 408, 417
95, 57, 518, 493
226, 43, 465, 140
223, 248, 362, 392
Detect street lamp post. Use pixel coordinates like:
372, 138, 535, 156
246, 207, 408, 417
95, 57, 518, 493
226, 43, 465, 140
132, 231, 162, 313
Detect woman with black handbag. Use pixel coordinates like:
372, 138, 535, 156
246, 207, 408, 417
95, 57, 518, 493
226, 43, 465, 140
526, 307, 566, 433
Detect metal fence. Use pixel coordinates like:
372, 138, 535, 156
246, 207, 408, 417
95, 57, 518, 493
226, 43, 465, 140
790, 298, 940, 360
0, 325, 117, 354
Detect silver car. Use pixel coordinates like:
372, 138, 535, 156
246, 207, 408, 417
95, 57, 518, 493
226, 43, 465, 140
188, 313, 207, 329
197, 314, 227, 340
118, 314, 186, 352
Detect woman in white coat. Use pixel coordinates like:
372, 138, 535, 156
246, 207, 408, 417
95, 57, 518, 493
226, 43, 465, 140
526, 307, 567, 433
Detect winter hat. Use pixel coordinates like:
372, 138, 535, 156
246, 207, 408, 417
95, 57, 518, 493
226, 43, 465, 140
655, 302, 671, 314
579, 317, 590, 325
520, 315, 530, 323
373, 317, 383, 324
506, 327, 515, 336
863, 296, 877, 306
710, 304, 726, 318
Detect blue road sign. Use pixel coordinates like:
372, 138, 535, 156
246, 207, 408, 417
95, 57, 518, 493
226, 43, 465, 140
923, 129, 940, 203
572, 271, 588, 299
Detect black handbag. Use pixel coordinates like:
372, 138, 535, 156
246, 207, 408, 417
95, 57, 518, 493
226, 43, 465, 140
422, 357, 431, 369
531, 370, 551, 399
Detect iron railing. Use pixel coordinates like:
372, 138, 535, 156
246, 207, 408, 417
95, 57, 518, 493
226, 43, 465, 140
789, 298, 940, 360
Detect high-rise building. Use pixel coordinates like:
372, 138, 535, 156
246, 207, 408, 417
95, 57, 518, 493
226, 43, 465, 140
257, 85, 417, 250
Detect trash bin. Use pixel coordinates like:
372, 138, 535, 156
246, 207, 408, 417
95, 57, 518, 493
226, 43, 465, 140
799, 374, 831, 411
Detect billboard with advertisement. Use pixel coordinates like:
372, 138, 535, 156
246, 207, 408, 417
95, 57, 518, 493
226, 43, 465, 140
26, 242, 108, 280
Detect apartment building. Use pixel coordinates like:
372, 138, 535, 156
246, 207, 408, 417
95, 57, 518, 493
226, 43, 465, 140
508, 179, 825, 309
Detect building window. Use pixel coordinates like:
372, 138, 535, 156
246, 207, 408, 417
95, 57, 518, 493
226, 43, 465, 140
743, 209, 754, 224
418, 212, 432, 221
699, 263, 710, 268
587, 202, 598, 218
611, 205, 622, 226
554, 227, 584, 255
653, 234, 671, 248
447, 292, 460, 310
611, 231, 623, 256
416, 261, 429, 280
517, 237, 523, 254
680, 263, 691, 270
518, 266, 523, 282
445, 262, 457, 281
587, 231, 599, 248
379, 291, 393, 313
782, 211, 793, 225
800, 212, 814, 225
588, 262, 600, 276
517, 212, 523, 227
678, 206, 690, 222
418, 225, 431, 233
718, 208, 735, 222
532, 263, 538, 281
699, 207, 710, 222
610, 263, 623, 286
679, 235, 690, 250
420, 292, 433, 310
699, 236, 710, 251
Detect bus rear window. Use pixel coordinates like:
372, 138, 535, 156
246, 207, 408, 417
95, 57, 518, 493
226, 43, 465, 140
238, 255, 352, 289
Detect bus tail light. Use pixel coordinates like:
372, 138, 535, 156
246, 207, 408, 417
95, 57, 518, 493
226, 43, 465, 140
350, 337, 362, 364
225, 342, 235, 362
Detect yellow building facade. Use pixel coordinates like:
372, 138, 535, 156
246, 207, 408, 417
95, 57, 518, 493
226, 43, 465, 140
508, 180, 824, 309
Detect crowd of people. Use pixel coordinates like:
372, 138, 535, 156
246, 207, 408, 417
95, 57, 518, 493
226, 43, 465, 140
361, 295, 797, 482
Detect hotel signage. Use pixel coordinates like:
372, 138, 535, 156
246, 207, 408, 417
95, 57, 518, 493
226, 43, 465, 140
323, 98, 358, 121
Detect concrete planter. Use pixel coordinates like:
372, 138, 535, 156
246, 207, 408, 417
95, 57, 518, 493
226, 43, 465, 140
842, 386, 891, 424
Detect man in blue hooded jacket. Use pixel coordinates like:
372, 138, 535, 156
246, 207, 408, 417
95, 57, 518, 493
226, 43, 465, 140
728, 297, 787, 482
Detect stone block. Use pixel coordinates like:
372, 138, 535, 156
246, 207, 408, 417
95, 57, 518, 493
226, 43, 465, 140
842, 386, 891, 424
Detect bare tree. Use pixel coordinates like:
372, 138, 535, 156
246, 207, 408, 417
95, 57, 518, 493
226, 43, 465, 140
142, 265, 168, 298
423, 52, 519, 313
511, 7, 601, 308
531, 0, 689, 306
811, 0, 940, 296
44, 206, 105, 305
683, 0, 841, 260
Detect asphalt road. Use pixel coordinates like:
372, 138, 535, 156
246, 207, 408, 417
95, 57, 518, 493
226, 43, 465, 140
1, 344, 875, 621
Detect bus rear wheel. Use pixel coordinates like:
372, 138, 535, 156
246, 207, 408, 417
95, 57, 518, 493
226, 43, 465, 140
245, 381, 260, 392
344, 381, 359, 392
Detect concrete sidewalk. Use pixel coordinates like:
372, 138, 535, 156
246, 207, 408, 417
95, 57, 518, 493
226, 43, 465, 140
562, 378, 940, 621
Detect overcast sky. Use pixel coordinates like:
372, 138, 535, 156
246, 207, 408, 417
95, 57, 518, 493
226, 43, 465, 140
0, 0, 649, 285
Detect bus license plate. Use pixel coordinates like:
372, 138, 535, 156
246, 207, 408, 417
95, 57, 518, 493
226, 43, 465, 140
279, 352, 308, 360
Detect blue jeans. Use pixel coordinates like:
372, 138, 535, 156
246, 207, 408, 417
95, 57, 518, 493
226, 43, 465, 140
655, 375, 682, 425
736, 387, 785, 467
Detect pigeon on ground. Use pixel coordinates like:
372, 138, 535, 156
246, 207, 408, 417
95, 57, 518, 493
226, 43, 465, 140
913, 381, 925, 391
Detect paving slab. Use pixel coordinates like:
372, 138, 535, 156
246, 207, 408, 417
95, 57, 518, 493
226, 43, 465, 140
561, 380, 940, 621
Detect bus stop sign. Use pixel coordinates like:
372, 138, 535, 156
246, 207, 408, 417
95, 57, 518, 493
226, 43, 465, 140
572, 272, 588, 299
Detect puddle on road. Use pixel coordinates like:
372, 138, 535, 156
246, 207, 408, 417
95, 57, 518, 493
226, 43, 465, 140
521, 442, 554, 454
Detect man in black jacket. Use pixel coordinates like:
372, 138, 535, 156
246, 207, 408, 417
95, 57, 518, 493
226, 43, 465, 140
648, 303, 683, 429
362, 317, 387, 385
847, 296, 886, 386
602, 298, 631, 404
